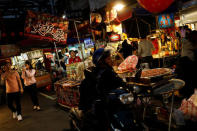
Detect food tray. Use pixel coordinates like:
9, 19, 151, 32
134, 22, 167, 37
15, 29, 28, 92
153, 79, 185, 95
141, 68, 172, 78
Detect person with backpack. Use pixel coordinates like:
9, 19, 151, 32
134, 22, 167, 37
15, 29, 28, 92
22, 61, 40, 111
78, 48, 125, 131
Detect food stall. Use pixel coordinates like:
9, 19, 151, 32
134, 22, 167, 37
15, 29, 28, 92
153, 13, 180, 67
11, 49, 52, 88
55, 60, 93, 108
54, 78, 81, 108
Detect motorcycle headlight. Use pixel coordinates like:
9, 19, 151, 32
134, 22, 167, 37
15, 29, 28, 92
119, 93, 134, 104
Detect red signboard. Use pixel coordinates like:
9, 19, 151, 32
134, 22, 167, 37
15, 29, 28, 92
110, 34, 121, 42
24, 10, 69, 44
46, 54, 53, 59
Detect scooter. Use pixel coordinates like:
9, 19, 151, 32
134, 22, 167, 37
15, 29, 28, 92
69, 86, 148, 131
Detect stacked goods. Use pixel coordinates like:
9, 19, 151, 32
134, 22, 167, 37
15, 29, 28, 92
141, 68, 172, 78
66, 63, 78, 80
55, 79, 81, 108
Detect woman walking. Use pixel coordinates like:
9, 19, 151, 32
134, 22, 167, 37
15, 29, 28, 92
1, 62, 23, 121
22, 61, 40, 111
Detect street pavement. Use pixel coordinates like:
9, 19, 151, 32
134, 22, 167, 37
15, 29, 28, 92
0, 92, 70, 131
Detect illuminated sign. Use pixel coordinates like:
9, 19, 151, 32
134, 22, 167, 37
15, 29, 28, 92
24, 10, 69, 44
110, 34, 121, 42
84, 38, 94, 48
158, 13, 174, 28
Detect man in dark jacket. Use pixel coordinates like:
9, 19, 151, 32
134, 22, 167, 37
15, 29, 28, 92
79, 48, 125, 111
119, 40, 133, 59
78, 48, 125, 131
93, 48, 125, 99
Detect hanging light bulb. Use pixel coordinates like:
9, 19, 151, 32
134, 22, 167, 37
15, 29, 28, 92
113, 4, 125, 11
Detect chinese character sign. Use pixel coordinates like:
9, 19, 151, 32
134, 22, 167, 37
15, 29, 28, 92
24, 10, 69, 44
158, 13, 174, 28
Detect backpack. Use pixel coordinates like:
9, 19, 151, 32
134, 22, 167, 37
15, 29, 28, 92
78, 67, 105, 112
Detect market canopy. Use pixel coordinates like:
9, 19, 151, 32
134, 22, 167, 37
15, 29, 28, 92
0, 45, 20, 59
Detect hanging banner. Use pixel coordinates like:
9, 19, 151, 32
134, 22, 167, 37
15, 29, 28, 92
158, 13, 175, 28
24, 10, 69, 44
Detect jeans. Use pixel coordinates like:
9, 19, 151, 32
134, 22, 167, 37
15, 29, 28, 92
7, 92, 22, 115
25, 84, 39, 106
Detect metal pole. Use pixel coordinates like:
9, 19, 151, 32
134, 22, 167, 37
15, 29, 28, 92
74, 21, 85, 61
74, 21, 86, 70
155, 15, 161, 67
53, 41, 61, 67
50, 0, 55, 15
136, 18, 141, 38
168, 92, 174, 131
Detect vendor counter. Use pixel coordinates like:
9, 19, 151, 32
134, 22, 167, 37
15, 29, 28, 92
54, 79, 81, 108
35, 72, 52, 88
152, 54, 179, 68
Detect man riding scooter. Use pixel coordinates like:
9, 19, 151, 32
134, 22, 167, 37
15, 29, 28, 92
69, 48, 127, 130
70, 48, 145, 131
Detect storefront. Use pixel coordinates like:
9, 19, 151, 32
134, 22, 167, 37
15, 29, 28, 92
10, 49, 52, 88
178, 1, 197, 30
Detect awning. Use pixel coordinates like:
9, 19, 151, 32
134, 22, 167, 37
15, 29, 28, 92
180, 5, 197, 24
0, 44, 20, 59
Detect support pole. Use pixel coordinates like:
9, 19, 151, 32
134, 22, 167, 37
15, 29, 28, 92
156, 15, 161, 67
168, 92, 174, 131
74, 21, 85, 61
54, 41, 61, 67
136, 18, 141, 38
74, 21, 86, 70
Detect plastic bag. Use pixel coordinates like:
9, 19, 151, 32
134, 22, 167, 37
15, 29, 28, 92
179, 94, 197, 121
173, 109, 185, 126
118, 55, 138, 72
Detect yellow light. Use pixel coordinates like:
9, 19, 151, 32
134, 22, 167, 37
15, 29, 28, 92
113, 4, 125, 11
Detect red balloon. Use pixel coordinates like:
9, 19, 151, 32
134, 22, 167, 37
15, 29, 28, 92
137, 0, 174, 13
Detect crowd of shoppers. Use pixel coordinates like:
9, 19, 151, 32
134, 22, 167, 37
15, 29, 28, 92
1, 60, 41, 121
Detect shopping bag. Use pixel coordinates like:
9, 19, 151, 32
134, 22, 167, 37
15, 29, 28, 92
118, 55, 138, 72
179, 94, 197, 121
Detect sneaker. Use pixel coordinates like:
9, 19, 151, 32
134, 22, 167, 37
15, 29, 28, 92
33, 106, 37, 110
36, 106, 41, 111
13, 112, 17, 119
17, 115, 23, 121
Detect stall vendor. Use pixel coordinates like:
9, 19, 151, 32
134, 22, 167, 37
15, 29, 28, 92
68, 50, 82, 64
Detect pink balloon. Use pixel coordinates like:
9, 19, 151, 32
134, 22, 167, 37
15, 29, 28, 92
137, 0, 174, 13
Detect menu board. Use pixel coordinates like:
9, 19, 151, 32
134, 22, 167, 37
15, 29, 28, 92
158, 13, 174, 28
24, 10, 69, 44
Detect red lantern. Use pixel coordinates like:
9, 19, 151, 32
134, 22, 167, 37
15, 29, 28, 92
137, 0, 174, 13
19, 32, 23, 36
2, 33, 6, 37
11, 32, 15, 37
